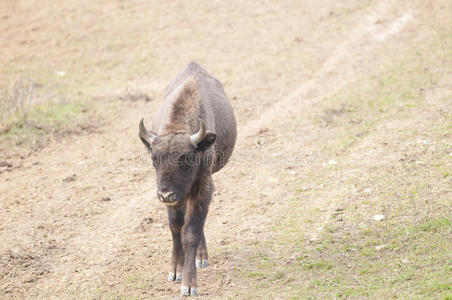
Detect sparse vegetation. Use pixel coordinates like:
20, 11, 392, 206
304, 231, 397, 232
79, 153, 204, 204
0, 75, 35, 132
228, 26, 452, 299
0, 74, 91, 146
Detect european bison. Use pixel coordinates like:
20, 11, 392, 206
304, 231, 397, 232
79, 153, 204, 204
139, 62, 237, 296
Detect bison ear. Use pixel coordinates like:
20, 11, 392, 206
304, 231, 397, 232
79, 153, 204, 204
195, 132, 216, 152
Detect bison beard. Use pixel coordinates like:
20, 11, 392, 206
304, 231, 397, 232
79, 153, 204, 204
138, 62, 236, 296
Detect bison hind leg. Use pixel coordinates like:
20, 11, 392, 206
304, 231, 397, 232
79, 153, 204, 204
196, 230, 208, 269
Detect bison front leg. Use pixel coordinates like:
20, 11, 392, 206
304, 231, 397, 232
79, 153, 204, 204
180, 213, 206, 296
196, 230, 208, 269
167, 208, 184, 283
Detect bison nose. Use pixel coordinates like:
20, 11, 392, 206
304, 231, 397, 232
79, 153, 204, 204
157, 191, 175, 202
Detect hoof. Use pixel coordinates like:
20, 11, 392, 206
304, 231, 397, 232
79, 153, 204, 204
176, 272, 183, 282
168, 272, 175, 282
196, 259, 208, 269
181, 285, 197, 296
181, 285, 190, 296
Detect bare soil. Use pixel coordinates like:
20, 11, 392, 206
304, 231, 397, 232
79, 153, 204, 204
0, 0, 450, 299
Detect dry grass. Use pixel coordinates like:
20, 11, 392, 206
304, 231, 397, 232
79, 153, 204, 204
0, 75, 34, 133
0, 73, 93, 150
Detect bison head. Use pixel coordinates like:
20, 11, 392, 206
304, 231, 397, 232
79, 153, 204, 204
139, 118, 216, 206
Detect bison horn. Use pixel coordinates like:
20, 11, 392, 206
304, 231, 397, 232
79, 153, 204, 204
190, 118, 206, 146
139, 118, 156, 145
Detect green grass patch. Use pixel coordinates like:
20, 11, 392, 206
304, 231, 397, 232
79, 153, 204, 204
0, 75, 91, 146
414, 217, 451, 233
1, 100, 89, 143
301, 260, 333, 270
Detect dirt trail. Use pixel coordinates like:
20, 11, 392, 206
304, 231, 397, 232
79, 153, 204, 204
0, 0, 440, 298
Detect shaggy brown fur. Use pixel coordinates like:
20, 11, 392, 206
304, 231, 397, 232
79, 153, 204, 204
164, 77, 199, 134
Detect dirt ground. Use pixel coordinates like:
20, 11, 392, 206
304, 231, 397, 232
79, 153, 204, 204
0, 0, 451, 299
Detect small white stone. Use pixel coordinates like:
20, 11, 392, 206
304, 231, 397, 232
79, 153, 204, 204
56, 71, 66, 77
328, 160, 338, 165
373, 214, 385, 221
402, 258, 410, 264
268, 177, 278, 183
375, 244, 386, 251
364, 188, 372, 193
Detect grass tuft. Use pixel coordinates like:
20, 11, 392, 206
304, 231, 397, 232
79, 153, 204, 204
0, 74, 90, 146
